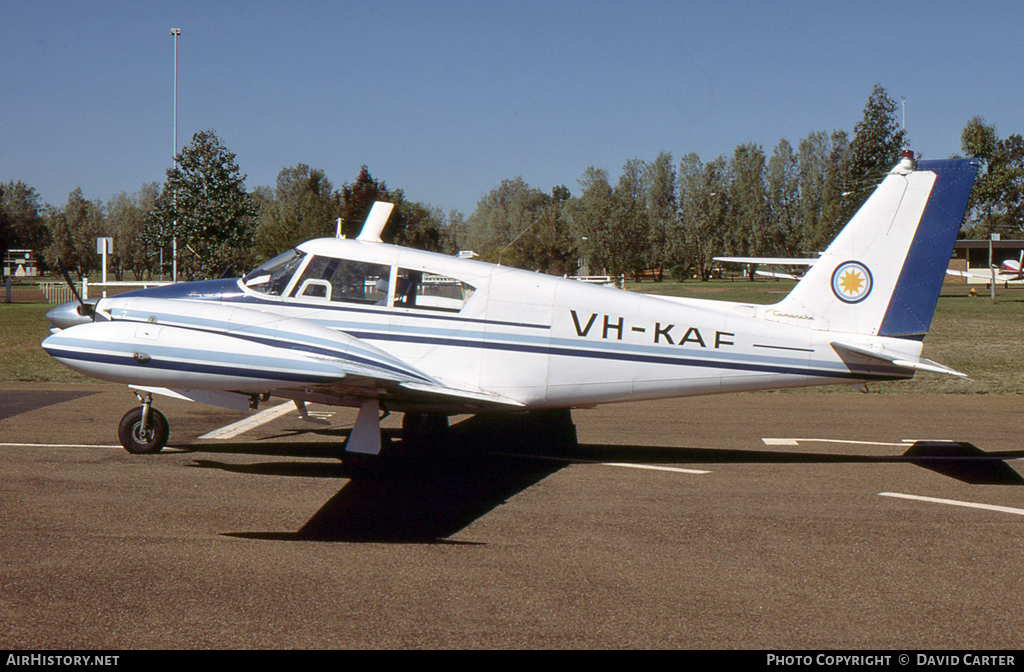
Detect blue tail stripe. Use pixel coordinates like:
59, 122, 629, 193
878, 158, 980, 338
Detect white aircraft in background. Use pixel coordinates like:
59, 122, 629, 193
712, 256, 818, 280
945, 250, 1024, 284
721, 248, 1024, 286
42, 153, 980, 464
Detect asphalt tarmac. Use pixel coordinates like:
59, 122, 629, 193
2, 382, 1023, 649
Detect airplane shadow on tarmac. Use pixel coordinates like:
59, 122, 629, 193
201, 411, 575, 543
187, 411, 1024, 544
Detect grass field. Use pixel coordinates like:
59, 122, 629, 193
4, 279, 1023, 393
1, 303, 91, 383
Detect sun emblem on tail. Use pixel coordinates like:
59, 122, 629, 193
831, 261, 872, 303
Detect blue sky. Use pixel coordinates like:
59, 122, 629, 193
2, 1, 1022, 216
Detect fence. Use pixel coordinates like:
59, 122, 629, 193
3, 278, 167, 304
81, 279, 170, 299
3, 279, 73, 304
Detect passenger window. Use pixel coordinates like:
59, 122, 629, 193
296, 279, 331, 299
290, 256, 390, 305
393, 268, 475, 312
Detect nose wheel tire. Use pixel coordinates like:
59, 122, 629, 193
118, 407, 169, 454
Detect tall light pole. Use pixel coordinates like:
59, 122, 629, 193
171, 28, 181, 283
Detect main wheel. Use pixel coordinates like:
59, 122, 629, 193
341, 433, 394, 478
401, 412, 449, 452
118, 407, 169, 454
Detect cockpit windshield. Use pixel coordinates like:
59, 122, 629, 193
242, 249, 477, 312
242, 249, 306, 296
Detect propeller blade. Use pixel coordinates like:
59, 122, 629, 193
57, 258, 93, 319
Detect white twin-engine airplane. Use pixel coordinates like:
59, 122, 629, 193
43, 154, 980, 461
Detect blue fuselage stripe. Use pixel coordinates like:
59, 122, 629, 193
344, 331, 908, 382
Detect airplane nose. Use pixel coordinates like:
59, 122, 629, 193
45, 300, 95, 331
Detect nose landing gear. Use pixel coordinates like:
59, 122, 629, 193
118, 393, 169, 454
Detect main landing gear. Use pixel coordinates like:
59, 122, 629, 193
340, 406, 450, 476
118, 393, 169, 454
401, 411, 449, 453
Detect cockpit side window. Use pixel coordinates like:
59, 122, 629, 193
243, 249, 306, 296
393, 268, 475, 312
290, 256, 390, 305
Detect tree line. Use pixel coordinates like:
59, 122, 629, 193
460, 85, 1020, 281
0, 130, 459, 282
2, 84, 1021, 283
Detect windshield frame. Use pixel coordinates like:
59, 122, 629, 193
241, 249, 308, 297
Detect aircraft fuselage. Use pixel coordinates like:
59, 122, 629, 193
69, 237, 917, 413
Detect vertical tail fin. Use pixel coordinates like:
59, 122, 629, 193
769, 156, 980, 337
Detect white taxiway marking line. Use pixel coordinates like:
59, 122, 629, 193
199, 402, 297, 440
879, 492, 1024, 517
602, 462, 710, 475
0, 442, 122, 449
762, 438, 949, 447
497, 453, 709, 474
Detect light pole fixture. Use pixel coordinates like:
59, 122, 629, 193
171, 28, 180, 158
170, 28, 181, 283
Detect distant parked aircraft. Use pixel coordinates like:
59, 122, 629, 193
712, 256, 818, 280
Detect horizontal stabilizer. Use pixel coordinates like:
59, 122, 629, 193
831, 341, 966, 378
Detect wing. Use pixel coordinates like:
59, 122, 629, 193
945, 269, 986, 279
754, 269, 802, 280
713, 256, 818, 265
945, 268, 1023, 280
